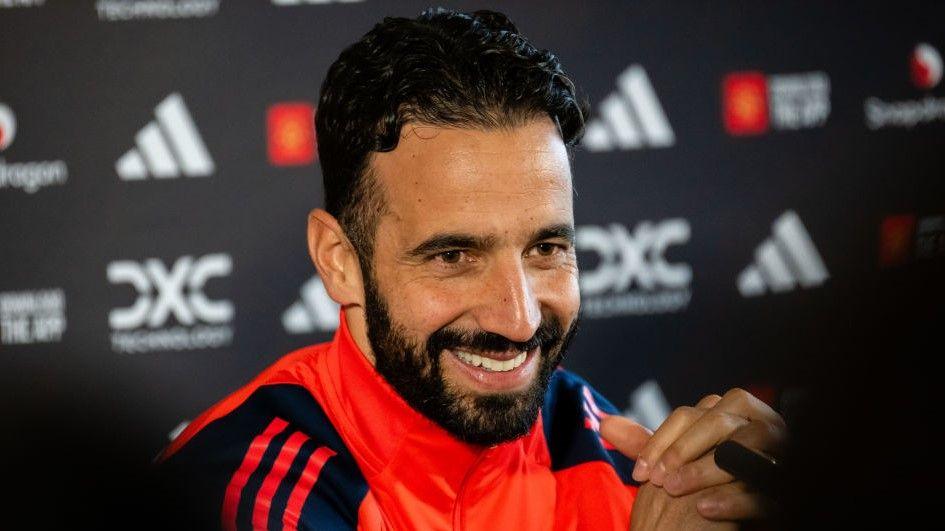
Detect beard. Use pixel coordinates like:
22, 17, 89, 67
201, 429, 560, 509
362, 276, 578, 446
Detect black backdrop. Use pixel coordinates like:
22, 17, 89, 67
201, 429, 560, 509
2, 0, 943, 473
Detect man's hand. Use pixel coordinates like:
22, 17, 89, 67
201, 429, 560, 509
629, 482, 737, 530
600, 388, 786, 521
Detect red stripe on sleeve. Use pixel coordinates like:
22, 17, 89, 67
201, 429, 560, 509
281, 446, 337, 531
221, 417, 289, 531
251, 431, 309, 530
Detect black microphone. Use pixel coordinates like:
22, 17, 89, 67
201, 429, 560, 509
714, 440, 781, 499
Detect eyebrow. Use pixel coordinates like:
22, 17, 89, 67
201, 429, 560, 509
406, 223, 574, 258
406, 233, 498, 258
531, 223, 575, 245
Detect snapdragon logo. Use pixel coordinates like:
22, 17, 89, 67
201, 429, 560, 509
576, 219, 692, 318
282, 276, 339, 334
865, 43, 945, 129
107, 253, 233, 353
0, 103, 69, 194
0, 288, 66, 345
0, 104, 14, 151
96, 0, 219, 21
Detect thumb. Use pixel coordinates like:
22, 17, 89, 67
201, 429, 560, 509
599, 415, 652, 459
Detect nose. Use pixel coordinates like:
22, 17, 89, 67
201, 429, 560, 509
471, 257, 542, 344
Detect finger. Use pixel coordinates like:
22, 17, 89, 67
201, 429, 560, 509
663, 452, 733, 497
729, 417, 788, 459
599, 415, 652, 460
653, 386, 785, 480
640, 394, 718, 485
714, 388, 784, 427
633, 406, 706, 484
696, 483, 772, 521
655, 411, 750, 481
695, 394, 723, 409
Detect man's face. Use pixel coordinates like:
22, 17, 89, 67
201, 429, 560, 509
362, 117, 581, 445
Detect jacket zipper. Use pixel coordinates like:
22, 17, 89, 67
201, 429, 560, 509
451, 447, 493, 530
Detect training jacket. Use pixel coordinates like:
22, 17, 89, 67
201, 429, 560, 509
159, 312, 640, 530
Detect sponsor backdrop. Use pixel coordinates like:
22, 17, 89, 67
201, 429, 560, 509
1, 0, 943, 461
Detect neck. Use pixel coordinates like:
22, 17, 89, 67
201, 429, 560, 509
343, 304, 376, 366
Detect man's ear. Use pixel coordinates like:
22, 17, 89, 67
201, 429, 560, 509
307, 209, 364, 307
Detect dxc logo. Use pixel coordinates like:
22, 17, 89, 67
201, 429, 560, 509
577, 220, 691, 294
108, 254, 232, 329
107, 254, 234, 353
576, 219, 692, 317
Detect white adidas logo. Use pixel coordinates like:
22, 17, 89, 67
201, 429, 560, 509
282, 276, 339, 334
623, 380, 672, 431
737, 211, 830, 297
583, 65, 675, 151
116, 93, 215, 180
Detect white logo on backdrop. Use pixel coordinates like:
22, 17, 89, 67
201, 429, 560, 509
767, 71, 831, 130
865, 43, 945, 129
582, 65, 675, 151
95, 0, 219, 21
283, 276, 339, 334
107, 254, 233, 353
0, 0, 46, 8
0, 289, 66, 345
0, 102, 69, 194
0, 103, 16, 151
623, 380, 672, 432
116, 93, 215, 180
272, 0, 364, 5
737, 210, 829, 297
577, 219, 692, 317
911, 43, 943, 89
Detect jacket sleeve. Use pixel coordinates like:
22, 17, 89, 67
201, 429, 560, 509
156, 384, 368, 530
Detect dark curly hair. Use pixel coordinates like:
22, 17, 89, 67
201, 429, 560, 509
316, 7, 587, 271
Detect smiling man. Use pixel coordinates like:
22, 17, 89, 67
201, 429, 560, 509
350, 119, 578, 448
158, 8, 784, 530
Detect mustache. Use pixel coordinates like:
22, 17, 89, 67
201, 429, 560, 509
426, 317, 565, 356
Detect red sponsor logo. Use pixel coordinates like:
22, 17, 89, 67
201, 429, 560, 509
879, 214, 917, 269
910, 43, 942, 90
267, 102, 316, 166
0, 103, 16, 151
722, 72, 769, 136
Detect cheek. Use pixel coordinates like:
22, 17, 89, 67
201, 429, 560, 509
381, 262, 581, 334
385, 281, 468, 335
538, 268, 581, 321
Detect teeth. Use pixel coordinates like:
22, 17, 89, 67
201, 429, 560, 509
454, 350, 527, 372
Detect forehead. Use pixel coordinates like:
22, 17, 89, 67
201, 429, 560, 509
368, 118, 573, 240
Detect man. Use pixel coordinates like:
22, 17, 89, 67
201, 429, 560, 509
159, 8, 785, 529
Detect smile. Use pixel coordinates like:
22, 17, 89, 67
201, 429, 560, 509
453, 349, 528, 372
442, 345, 540, 392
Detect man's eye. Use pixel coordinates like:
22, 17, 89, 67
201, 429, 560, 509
535, 243, 560, 256
438, 250, 463, 264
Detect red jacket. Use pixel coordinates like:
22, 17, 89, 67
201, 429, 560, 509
160, 313, 639, 529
